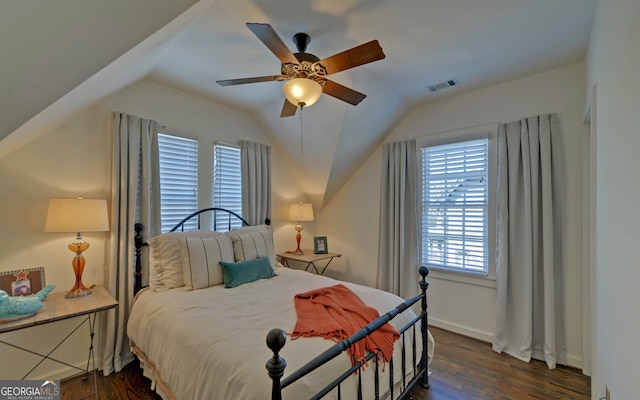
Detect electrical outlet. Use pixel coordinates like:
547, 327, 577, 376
606, 385, 611, 400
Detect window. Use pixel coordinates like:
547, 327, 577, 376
212, 143, 243, 230
158, 133, 198, 233
421, 139, 489, 274
157, 135, 244, 233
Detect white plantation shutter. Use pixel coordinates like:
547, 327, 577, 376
213, 143, 243, 230
421, 139, 488, 273
158, 133, 198, 232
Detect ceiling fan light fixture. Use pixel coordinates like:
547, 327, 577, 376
282, 78, 322, 107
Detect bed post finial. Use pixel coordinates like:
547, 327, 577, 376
266, 328, 287, 400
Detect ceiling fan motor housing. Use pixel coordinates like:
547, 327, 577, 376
280, 32, 327, 82
282, 53, 326, 83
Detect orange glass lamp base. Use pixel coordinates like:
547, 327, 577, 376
66, 241, 92, 298
293, 224, 304, 255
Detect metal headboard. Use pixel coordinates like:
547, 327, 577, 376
133, 207, 270, 294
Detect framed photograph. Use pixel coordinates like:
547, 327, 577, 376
0, 267, 46, 296
314, 236, 328, 254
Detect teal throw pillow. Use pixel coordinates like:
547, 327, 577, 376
219, 257, 276, 288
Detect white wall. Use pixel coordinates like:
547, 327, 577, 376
586, 1, 640, 398
320, 62, 587, 368
0, 99, 110, 380
0, 79, 299, 379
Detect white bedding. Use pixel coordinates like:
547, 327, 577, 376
128, 266, 433, 400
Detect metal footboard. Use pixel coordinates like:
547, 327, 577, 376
267, 266, 430, 400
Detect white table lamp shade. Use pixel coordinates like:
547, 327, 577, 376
289, 203, 314, 222
45, 198, 109, 233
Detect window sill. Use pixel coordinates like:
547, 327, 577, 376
427, 268, 497, 289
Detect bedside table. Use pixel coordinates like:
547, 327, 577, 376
0, 286, 118, 396
277, 249, 342, 275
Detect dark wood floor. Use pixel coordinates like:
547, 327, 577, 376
408, 327, 590, 400
61, 327, 590, 400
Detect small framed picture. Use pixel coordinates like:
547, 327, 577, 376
0, 267, 46, 296
314, 236, 328, 254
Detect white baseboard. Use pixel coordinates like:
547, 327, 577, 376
28, 359, 100, 381
34, 365, 83, 381
428, 317, 493, 343
566, 354, 583, 370
428, 318, 584, 370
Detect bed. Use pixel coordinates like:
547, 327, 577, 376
128, 208, 433, 400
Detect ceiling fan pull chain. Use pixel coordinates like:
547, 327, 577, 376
299, 106, 304, 154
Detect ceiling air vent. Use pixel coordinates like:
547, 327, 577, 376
426, 78, 459, 92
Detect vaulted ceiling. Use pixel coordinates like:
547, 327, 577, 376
0, 0, 597, 209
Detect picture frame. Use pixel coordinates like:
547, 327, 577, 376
314, 236, 328, 254
0, 267, 46, 296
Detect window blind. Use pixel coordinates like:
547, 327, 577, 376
421, 139, 488, 273
212, 143, 242, 231
158, 133, 198, 233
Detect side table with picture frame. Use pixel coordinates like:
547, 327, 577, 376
277, 249, 342, 276
0, 267, 118, 399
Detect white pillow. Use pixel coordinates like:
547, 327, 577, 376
229, 224, 272, 235
228, 225, 276, 269
146, 230, 221, 291
148, 247, 161, 289
178, 235, 235, 290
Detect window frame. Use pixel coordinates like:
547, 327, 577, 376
417, 124, 498, 286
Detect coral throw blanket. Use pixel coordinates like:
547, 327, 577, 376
291, 284, 400, 365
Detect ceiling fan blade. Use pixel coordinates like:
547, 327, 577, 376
280, 99, 298, 118
318, 40, 385, 75
246, 23, 299, 65
216, 75, 284, 86
322, 79, 367, 105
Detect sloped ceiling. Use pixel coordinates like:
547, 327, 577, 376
0, 0, 597, 209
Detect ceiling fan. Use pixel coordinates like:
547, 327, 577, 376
216, 23, 386, 117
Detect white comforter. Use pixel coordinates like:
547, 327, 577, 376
128, 266, 432, 400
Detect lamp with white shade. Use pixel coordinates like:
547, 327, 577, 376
288, 202, 314, 255
45, 197, 109, 298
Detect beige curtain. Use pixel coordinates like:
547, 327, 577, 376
493, 113, 566, 368
240, 140, 271, 225
100, 112, 161, 374
377, 140, 420, 301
